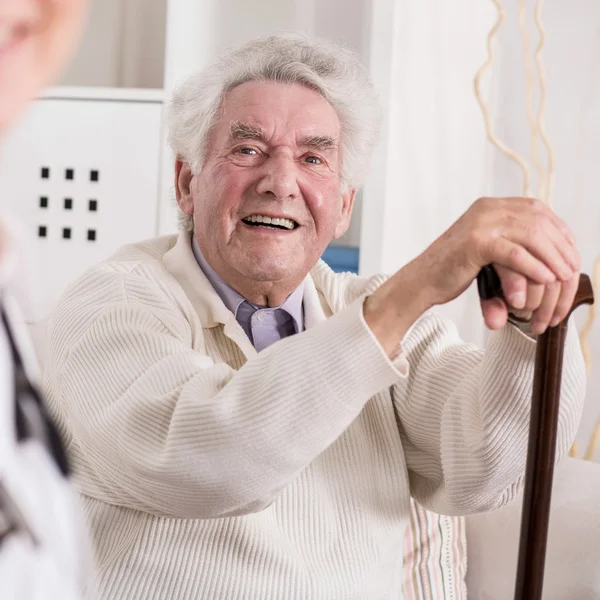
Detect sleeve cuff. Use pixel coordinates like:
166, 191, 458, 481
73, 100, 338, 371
358, 296, 410, 378
507, 315, 537, 339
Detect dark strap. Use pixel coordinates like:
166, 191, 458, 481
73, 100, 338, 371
0, 305, 69, 476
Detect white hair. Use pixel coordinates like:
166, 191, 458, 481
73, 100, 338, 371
168, 32, 381, 231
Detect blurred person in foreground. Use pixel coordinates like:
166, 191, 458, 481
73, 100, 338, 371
0, 0, 93, 598
45, 33, 586, 599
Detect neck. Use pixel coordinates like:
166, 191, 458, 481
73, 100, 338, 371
194, 239, 305, 307
226, 278, 299, 307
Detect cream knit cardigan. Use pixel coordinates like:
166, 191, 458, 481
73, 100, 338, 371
43, 231, 586, 600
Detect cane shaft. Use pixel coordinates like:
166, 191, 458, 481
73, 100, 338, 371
514, 324, 568, 600
476, 267, 593, 600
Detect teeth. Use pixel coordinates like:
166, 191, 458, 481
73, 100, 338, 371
245, 215, 296, 230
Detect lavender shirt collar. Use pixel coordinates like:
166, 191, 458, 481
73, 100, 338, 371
191, 237, 305, 336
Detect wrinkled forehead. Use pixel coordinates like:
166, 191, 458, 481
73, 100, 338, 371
214, 80, 341, 147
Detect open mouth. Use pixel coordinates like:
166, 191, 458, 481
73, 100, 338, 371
241, 215, 298, 231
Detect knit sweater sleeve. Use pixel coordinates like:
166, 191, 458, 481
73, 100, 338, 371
393, 310, 586, 516
43, 266, 403, 519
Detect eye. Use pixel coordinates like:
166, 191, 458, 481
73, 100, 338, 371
304, 155, 322, 165
237, 147, 258, 155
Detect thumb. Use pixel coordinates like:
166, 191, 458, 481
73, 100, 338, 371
480, 296, 509, 330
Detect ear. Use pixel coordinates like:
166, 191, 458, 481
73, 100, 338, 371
333, 188, 357, 239
174, 158, 195, 216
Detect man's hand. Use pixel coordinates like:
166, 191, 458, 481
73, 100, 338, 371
364, 197, 580, 355
481, 265, 580, 335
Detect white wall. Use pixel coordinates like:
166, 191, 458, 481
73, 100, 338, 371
60, 0, 167, 88
59, 0, 124, 87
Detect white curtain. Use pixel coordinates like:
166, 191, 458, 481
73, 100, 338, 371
362, 0, 600, 456
491, 0, 600, 455
361, 0, 498, 346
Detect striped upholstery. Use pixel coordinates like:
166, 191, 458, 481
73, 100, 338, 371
403, 499, 467, 599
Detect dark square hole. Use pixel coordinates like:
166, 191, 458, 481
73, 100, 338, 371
39, 196, 48, 208
64, 198, 73, 210
88, 199, 97, 212
62, 227, 71, 240
65, 168, 74, 180
87, 229, 96, 242
40, 167, 50, 179
90, 170, 99, 182
38, 225, 47, 238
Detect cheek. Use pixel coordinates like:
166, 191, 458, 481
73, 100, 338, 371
302, 179, 344, 231
217, 164, 257, 214
195, 164, 252, 221
215, 164, 252, 197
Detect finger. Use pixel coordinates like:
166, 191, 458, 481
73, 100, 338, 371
495, 264, 544, 316
554, 218, 577, 246
491, 238, 556, 285
550, 272, 580, 327
494, 265, 528, 309
530, 280, 562, 335
542, 220, 581, 271
510, 197, 577, 246
538, 217, 580, 272
480, 296, 509, 330
508, 222, 575, 282
538, 205, 577, 247
523, 280, 546, 313
502, 199, 579, 276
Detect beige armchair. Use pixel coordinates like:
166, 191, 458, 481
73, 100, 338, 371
466, 457, 600, 598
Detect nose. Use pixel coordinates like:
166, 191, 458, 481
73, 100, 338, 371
255, 153, 301, 201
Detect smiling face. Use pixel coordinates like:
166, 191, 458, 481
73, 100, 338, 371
175, 80, 355, 304
0, 0, 86, 134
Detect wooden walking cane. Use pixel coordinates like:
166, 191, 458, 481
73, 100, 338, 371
477, 266, 594, 600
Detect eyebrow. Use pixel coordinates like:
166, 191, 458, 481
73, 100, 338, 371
229, 121, 267, 142
300, 135, 338, 152
228, 121, 338, 152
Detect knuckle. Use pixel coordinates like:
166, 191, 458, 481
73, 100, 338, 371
527, 223, 543, 240
473, 197, 496, 217
546, 280, 562, 293
469, 228, 488, 252
505, 270, 523, 285
503, 272, 524, 293
526, 196, 543, 212
525, 296, 542, 312
508, 245, 524, 264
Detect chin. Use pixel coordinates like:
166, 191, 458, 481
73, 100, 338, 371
239, 257, 303, 283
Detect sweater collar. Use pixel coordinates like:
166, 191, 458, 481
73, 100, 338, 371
162, 232, 329, 352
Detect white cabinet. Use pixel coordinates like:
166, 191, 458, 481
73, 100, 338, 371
0, 88, 164, 314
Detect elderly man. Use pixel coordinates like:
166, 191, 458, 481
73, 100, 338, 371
45, 34, 585, 599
